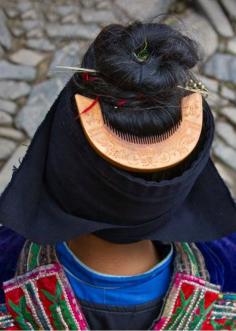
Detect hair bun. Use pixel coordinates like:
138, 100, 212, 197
93, 22, 200, 92
78, 22, 201, 144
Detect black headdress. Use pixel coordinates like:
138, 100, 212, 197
0, 77, 235, 244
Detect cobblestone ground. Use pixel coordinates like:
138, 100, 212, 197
0, 0, 235, 196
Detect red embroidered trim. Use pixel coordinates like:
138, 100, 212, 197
3, 263, 88, 330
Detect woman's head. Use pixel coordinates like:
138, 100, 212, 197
74, 21, 203, 180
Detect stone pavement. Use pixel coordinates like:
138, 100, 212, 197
0, 0, 235, 196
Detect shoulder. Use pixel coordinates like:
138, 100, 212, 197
0, 226, 25, 303
197, 232, 236, 292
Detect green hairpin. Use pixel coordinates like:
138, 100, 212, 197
133, 39, 149, 62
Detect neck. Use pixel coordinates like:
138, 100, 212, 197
67, 234, 160, 276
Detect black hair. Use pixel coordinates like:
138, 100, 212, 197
74, 21, 205, 180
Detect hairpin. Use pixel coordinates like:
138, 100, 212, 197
177, 79, 209, 98
133, 39, 149, 63
55, 65, 98, 73
55, 66, 209, 97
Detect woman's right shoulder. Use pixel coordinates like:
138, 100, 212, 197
0, 226, 25, 304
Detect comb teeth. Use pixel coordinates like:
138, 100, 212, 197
104, 120, 182, 144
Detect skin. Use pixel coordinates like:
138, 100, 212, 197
67, 234, 160, 276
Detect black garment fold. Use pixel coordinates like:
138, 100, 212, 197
0, 77, 235, 244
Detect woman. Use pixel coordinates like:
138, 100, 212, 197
0, 21, 236, 330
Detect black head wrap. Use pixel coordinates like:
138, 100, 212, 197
0, 77, 235, 244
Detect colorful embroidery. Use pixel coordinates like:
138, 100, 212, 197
0, 303, 16, 329
153, 243, 236, 330
27, 242, 40, 271
16, 241, 58, 276
153, 273, 220, 330
1, 241, 236, 330
207, 293, 236, 330
174, 243, 210, 280
3, 263, 88, 330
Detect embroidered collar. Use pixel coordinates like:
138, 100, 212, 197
1, 241, 236, 330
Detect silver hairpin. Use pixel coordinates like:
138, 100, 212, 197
55, 66, 208, 97
177, 79, 209, 98
55, 65, 98, 73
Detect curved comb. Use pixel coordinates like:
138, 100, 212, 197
75, 93, 203, 172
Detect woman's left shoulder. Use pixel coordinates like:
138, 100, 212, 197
0, 226, 25, 304
197, 233, 236, 293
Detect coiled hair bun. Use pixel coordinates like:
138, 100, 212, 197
75, 21, 201, 139
93, 22, 199, 91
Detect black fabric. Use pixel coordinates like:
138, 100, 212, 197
0, 76, 236, 244
79, 298, 162, 330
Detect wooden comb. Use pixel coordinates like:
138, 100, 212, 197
75, 93, 203, 172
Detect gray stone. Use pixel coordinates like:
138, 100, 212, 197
180, 11, 218, 59
62, 13, 78, 24
218, 40, 227, 53
0, 127, 25, 141
216, 120, 236, 150
0, 138, 16, 161
5, 7, 19, 18
16, 78, 65, 137
26, 38, 55, 51
214, 160, 236, 197
228, 38, 236, 55
55, 5, 79, 16
81, 9, 116, 23
221, 0, 236, 20
49, 43, 80, 76
46, 12, 59, 23
0, 141, 29, 194
206, 91, 228, 108
22, 20, 42, 31
196, 0, 234, 37
115, 0, 174, 20
21, 9, 38, 20
220, 107, 236, 126
211, 108, 218, 121
11, 27, 24, 37
17, 1, 32, 13
0, 10, 12, 50
0, 111, 12, 125
96, 0, 113, 9
28, 78, 65, 103
46, 23, 100, 39
203, 53, 236, 84
221, 86, 236, 102
26, 28, 44, 39
195, 74, 219, 93
10, 49, 46, 66
213, 137, 236, 171
81, 0, 96, 8
0, 99, 17, 114
16, 103, 47, 138
0, 81, 31, 100
0, 60, 36, 81
0, 45, 3, 58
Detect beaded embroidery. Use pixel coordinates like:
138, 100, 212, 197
0, 241, 235, 330
0, 303, 15, 329
2, 242, 88, 330
153, 243, 236, 330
